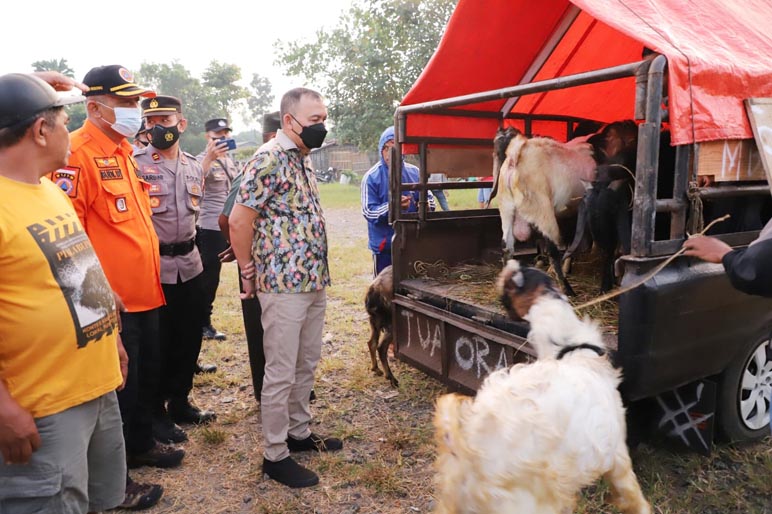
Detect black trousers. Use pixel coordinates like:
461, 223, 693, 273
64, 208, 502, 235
158, 273, 206, 406
239, 275, 265, 400
118, 309, 160, 454
196, 228, 228, 327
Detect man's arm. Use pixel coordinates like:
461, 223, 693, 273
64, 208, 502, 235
361, 175, 389, 222
0, 381, 41, 464
722, 239, 772, 297
229, 204, 259, 299
683, 235, 772, 298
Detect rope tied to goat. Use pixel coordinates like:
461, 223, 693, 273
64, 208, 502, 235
573, 214, 731, 311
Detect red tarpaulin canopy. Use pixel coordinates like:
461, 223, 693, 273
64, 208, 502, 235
400, 0, 772, 147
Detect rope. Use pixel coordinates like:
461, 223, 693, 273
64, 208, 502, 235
413, 259, 450, 279
686, 181, 704, 235
574, 214, 730, 311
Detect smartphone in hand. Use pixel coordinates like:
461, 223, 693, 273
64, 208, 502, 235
218, 138, 237, 151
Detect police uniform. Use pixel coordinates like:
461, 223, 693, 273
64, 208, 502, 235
135, 95, 215, 426
196, 117, 239, 340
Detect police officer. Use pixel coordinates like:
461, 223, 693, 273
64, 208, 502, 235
196, 117, 238, 342
134, 95, 216, 434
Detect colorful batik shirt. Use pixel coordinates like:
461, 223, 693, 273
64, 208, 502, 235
236, 130, 330, 293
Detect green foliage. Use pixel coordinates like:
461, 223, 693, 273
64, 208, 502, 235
276, 0, 457, 151
136, 60, 252, 140
32, 58, 74, 78
65, 103, 86, 132
247, 73, 275, 128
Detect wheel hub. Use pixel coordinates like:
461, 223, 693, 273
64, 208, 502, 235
739, 338, 772, 431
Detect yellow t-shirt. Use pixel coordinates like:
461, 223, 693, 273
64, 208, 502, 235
0, 175, 121, 418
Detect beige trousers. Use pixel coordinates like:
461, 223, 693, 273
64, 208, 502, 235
257, 289, 326, 461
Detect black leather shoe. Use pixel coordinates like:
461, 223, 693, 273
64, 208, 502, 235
151, 414, 188, 444
168, 399, 216, 425
287, 433, 343, 453
195, 362, 218, 374
202, 325, 227, 341
263, 456, 319, 488
127, 442, 185, 469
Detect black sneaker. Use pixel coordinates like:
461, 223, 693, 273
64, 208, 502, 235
152, 414, 188, 444
287, 433, 343, 453
168, 398, 216, 425
202, 325, 227, 341
127, 442, 185, 469
118, 478, 163, 510
262, 456, 319, 488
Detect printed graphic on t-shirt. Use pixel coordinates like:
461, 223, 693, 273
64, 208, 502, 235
26, 211, 117, 348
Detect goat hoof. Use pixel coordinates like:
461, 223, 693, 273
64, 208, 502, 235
372, 367, 383, 376
388, 376, 399, 388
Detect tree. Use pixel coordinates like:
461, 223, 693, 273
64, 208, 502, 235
32, 58, 74, 78
276, 0, 457, 150
202, 61, 250, 116
137, 61, 250, 154
247, 73, 275, 130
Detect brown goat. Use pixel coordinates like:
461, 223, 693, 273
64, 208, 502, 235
364, 265, 398, 387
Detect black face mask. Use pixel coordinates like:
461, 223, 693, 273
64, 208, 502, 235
150, 124, 180, 150
291, 114, 327, 149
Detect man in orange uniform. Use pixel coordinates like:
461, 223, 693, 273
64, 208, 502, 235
58, 65, 183, 510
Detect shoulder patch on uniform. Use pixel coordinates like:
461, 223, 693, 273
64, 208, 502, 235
52, 166, 80, 198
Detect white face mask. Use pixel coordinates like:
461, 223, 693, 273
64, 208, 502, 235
97, 102, 142, 138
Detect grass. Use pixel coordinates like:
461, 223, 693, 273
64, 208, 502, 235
130, 182, 772, 514
318, 181, 495, 211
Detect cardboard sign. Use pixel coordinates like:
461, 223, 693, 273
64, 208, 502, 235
745, 98, 772, 192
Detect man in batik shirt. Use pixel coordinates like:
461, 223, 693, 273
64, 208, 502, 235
229, 87, 342, 489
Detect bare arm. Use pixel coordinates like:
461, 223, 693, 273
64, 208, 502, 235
33, 71, 87, 93
229, 203, 259, 299
0, 382, 41, 464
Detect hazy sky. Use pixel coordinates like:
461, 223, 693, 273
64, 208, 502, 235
4, 0, 355, 130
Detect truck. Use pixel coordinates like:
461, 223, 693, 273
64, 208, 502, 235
387, 0, 772, 452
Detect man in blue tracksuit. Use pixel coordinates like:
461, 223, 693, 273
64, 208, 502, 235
361, 126, 434, 276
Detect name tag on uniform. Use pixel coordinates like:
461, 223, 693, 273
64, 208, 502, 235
213, 171, 226, 181
149, 183, 162, 193
116, 197, 128, 212
100, 168, 123, 180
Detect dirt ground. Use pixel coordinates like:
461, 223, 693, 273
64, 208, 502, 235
131, 206, 772, 514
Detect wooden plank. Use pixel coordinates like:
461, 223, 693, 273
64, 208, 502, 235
745, 98, 772, 191
426, 147, 493, 179
695, 139, 766, 182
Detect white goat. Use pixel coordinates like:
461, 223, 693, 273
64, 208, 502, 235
433, 260, 651, 514
492, 128, 598, 295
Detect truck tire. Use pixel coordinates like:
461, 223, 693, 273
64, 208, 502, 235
716, 333, 772, 442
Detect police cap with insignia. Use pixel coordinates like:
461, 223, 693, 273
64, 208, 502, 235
141, 95, 183, 117
204, 118, 231, 133
82, 65, 155, 98
0, 73, 85, 130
